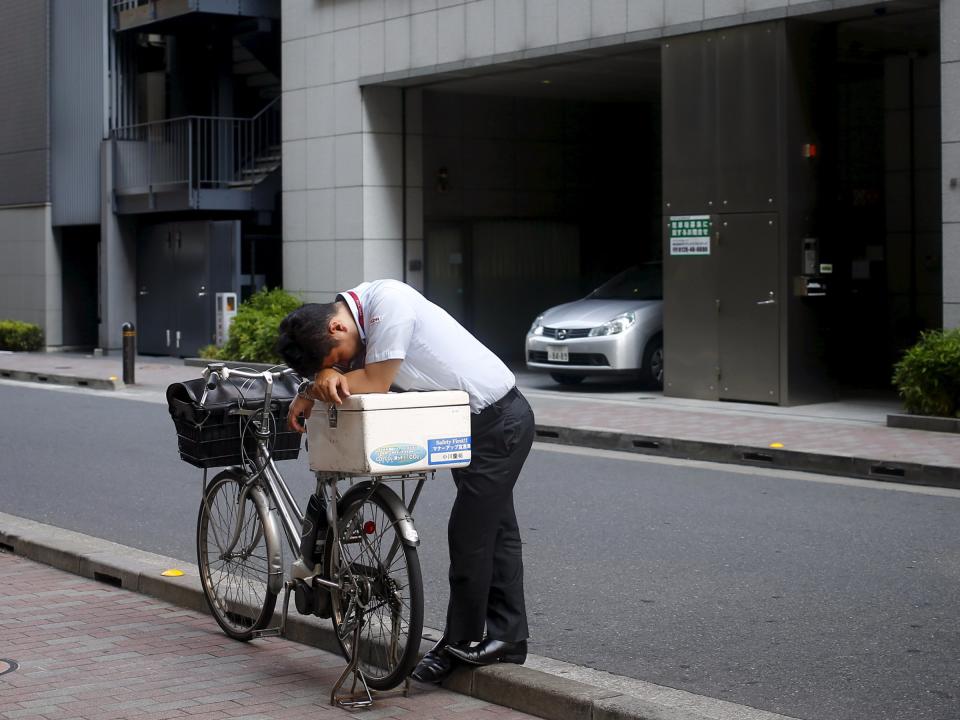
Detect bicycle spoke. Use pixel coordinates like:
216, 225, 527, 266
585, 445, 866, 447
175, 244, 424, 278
323, 485, 424, 690
198, 473, 277, 639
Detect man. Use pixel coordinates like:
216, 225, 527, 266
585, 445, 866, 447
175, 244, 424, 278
277, 279, 534, 683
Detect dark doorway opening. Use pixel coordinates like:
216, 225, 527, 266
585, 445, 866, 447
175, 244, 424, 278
821, 5, 941, 389
60, 225, 99, 349
418, 48, 662, 362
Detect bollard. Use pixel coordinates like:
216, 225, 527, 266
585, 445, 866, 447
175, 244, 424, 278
121, 322, 136, 385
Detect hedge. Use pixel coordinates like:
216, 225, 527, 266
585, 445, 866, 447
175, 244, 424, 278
892, 328, 960, 418
199, 287, 302, 365
0, 320, 44, 351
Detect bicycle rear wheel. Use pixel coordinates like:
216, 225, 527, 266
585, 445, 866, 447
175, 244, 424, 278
325, 484, 424, 690
197, 469, 279, 641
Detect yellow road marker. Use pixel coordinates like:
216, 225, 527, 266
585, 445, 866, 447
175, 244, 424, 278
769, 442, 784, 449
161, 569, 185, 577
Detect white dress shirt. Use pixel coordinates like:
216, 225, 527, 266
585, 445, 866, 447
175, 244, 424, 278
339, 280, 515, 413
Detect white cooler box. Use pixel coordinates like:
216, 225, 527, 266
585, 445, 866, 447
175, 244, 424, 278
306, 391, 472, 475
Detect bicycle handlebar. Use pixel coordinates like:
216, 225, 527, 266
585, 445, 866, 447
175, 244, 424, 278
199, 363, 298, 408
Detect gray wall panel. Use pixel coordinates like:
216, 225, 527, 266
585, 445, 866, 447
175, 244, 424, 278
51, 0, 106, 226
0, 151, 49, 207
0, 1, 50, 206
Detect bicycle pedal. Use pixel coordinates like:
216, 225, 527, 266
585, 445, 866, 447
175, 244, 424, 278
250, 627, 282, 639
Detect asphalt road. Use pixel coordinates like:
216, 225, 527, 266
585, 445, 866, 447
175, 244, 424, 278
1, 381, 958, 720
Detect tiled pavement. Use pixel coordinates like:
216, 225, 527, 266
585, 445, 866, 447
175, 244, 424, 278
525, 393, 960, 467
0, 551, 535, 720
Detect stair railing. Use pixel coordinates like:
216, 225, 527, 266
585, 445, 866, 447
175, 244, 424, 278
112, 97, 281, 205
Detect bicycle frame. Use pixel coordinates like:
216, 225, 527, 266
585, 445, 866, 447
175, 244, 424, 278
201, 363, 429, 597
199, 363, 430, 707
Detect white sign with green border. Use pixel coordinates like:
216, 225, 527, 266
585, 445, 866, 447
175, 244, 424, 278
669, 215, 711, 256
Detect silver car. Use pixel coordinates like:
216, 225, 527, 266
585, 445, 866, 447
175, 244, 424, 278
525, 264, 663, 388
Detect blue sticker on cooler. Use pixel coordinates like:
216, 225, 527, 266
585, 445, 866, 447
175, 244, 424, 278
428, 436, 472, 466
370, 443, 427, 466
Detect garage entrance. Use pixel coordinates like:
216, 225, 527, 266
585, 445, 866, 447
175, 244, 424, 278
418, 49, 661, 363
407, 1, 940, 400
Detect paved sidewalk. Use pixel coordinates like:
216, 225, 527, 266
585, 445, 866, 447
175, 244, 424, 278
0, 550, 535, 720
0, 516, 794, 720
1, 351, 958, 485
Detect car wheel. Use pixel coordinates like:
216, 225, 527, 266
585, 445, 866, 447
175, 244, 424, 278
550, 373, 585, 386
641, 337, 663, 389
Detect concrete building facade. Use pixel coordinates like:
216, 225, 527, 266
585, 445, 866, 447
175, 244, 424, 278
0, 0, 954, 404
0, 0, 283, 356
279, 0, 955, 402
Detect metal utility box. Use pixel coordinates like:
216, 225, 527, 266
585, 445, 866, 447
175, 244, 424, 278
215, 292, 238, 346
136, 220, 240, 357
661, 20, 828, 405
307, 391, 472, 475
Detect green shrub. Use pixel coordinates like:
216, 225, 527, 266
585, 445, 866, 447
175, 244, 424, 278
0, 320, 44, 351
892, 328, 960, 418
203, 287, 302, 364
197, 344, 221, 360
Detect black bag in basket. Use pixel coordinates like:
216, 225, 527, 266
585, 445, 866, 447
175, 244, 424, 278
166, 371, 303, 468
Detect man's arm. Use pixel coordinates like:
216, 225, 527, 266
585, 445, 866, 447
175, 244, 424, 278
287, 359, 402, 432
314, 359, 403, 405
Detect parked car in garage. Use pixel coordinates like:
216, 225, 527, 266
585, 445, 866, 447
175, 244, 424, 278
525, 263, 663, 388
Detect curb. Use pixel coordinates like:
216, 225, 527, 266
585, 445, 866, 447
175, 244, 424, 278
0, 512, 731, 720
887, 413, 960, 434
0, 367, 123, 390
533, 425, 960, 490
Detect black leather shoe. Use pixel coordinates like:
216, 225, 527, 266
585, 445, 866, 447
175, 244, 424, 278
410, 637, 465, 684
445, 638, 527, 666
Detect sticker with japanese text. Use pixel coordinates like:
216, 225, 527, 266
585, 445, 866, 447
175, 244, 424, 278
427, 436, 472, 466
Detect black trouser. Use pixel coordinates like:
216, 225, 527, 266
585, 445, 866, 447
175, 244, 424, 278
445, 387, 535, 644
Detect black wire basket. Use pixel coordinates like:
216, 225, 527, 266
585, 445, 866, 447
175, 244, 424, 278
166, 374, 302, 469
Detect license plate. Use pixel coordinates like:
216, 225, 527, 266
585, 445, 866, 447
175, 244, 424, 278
547, 346, 569, 362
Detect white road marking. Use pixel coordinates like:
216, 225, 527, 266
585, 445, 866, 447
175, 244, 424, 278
3, 378, 954, 498
534, 441, 960, 498
0, 378, 168, 404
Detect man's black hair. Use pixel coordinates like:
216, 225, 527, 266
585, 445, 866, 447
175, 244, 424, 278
276, 302, 342, 378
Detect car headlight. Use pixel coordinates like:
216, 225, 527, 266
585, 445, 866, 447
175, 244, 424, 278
589, 311, 637, 337
529, 315, 545, 335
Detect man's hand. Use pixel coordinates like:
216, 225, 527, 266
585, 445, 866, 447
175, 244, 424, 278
287, 393, 314, 433
314, 368, 351, 405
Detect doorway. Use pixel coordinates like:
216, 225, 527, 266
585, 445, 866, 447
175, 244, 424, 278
60, 226, 99, 349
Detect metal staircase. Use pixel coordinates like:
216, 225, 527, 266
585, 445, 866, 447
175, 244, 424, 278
227, 143, 281, 189
112, 97, 281, 213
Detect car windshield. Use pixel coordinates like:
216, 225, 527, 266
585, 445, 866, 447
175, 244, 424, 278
587, 265, 662, 300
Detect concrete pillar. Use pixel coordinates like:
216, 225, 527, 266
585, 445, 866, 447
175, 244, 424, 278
360, 85, 405, 283
942, 0, 960, 329
405, 88, 424, 293
282, 2, 412, 300
99, 140, 137, 352
0, 204, 60, 347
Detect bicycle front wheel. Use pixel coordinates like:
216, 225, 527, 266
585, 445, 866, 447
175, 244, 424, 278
325, 484, 424, 690
197, 469, 279, 641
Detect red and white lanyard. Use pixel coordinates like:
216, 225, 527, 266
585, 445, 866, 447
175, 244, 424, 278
346, 290, 364, 332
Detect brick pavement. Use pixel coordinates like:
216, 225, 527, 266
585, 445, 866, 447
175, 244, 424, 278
0, 551, 535, 720
526, 394, 960, 467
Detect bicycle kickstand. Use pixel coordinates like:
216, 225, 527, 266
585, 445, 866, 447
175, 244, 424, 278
330, 617, 373, 709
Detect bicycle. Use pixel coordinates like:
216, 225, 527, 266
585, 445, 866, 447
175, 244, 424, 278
167, 362, 429, 707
